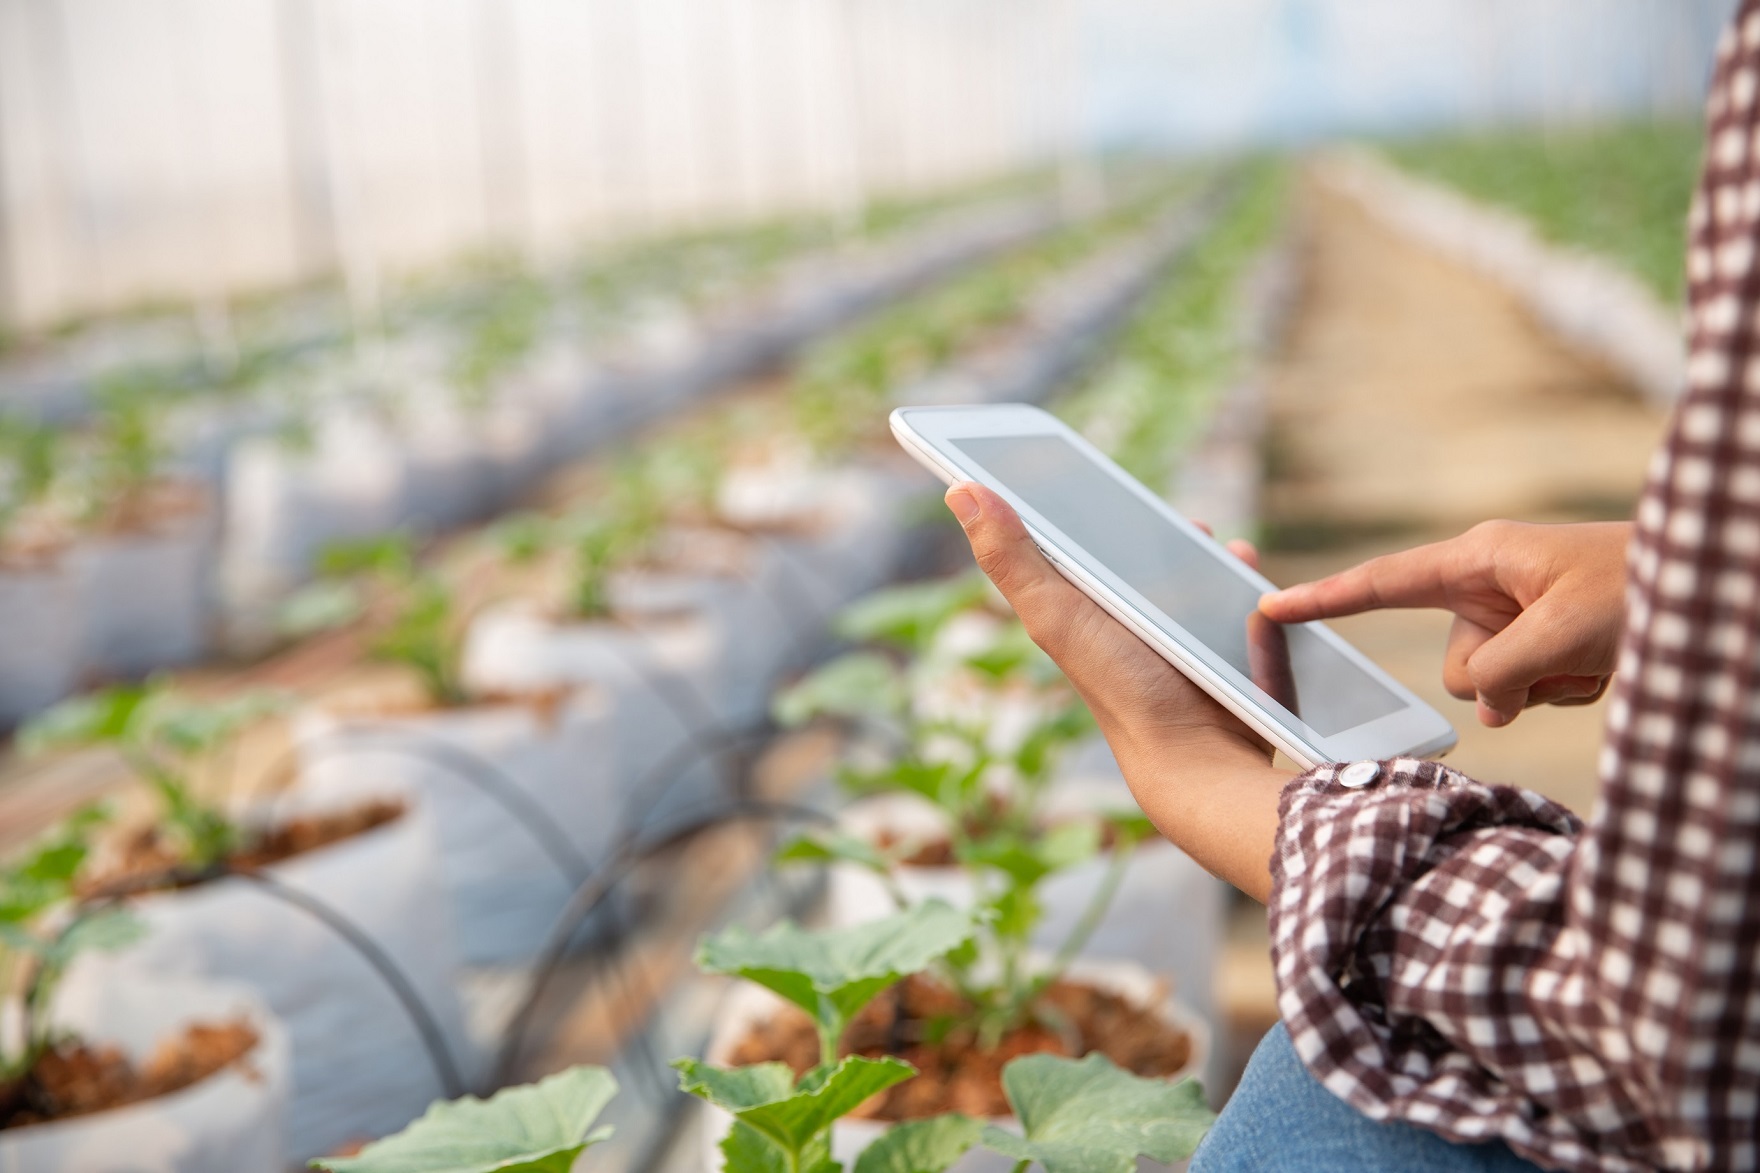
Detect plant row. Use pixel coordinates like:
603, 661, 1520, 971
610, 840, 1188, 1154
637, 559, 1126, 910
0, 181, 1076, 730
0, 177, 1217, 1171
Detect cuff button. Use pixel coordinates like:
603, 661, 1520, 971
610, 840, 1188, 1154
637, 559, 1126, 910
1339, 760, 1381, 789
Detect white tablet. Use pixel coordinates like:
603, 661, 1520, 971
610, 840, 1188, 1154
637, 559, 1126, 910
891, 403, 1456, 768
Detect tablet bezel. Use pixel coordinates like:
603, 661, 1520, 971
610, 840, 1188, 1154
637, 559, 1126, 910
891, 403, 1457, 769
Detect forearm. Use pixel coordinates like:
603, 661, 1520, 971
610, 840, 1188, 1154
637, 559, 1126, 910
1110, 732, 1290, 904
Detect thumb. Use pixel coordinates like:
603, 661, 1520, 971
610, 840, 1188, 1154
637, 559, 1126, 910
944, 482, 1089, 656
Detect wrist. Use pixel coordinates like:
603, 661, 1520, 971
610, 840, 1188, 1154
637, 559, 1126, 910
1115, 721, 1280, 786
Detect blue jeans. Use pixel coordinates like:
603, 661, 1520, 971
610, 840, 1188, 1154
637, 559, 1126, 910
1190, 1024, 1545, 1172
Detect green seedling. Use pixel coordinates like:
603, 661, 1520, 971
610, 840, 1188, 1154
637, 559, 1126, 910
292, 534, 470, 707
696, 900, 975, 1068
785, 196, 1164, 456
776, 576, 1138, 1048
21, 684, 283, 873
850, 1053, 1214, 1173
0, 808, 143, 1102
0, 419, 60, 550
85, 373, 174, 522
1059, 162, 1287, 490
451, 279, 550, 410
677, 901, 975, 1173
482, 447, 686, 622
832, 573, 991, 658
310, 1064, 618, 1173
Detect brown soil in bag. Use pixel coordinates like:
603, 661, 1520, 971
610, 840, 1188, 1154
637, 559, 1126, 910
728, 973, 1192, 1120
0, 1019, 259, 1131
81, 798, 405, 895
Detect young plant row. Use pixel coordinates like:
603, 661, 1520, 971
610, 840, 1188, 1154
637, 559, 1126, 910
1058, 160, 1288, 494
0, 176, 1064, 729
0, 177, 1214, 1168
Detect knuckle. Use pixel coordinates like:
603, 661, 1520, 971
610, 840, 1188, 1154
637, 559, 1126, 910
1441, 663, 1477, 700
973, 542, 1014, 586
1468, 519, 1520, 546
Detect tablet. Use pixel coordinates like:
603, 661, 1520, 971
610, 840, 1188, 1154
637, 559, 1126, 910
891, 403, 1456, 768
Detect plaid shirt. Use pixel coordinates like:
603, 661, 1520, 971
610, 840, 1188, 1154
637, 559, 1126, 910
1269, 9, 1760, 1171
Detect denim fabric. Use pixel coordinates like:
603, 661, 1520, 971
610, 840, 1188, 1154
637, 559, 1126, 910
1190, 1024, 1546, 1172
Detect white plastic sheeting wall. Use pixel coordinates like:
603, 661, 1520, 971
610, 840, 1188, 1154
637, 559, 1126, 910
0, 0, 1067, 331
1084, 0, 1737, 150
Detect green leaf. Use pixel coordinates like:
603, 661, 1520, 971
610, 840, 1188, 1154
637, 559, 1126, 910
957, 820, 1100, 890
18, 685, 280, 760
837, 758, 982, 812
773, 654, 907, 727
720, 1119, 832, 1173
835, 575, 990, 653
695, 901, 974, 1033
677, 1056, 914, 1157
311, 1065, 618, 1173
142, 691, 287, 756
960, 622, 1052, 681
0, 805, 111, 924
317, 534, 417, 581
489, 512, 556, 563
672, 1060, 796, 1111
976, 1054, 1213, 1173
1012, 703, 1094, 780
18, 685, 151, 754
0, 908, 145, 966
775, 831, 898, 875
277, 580, 367, 637
852, 1115, 981, 1173
1100, 812, 1156, 849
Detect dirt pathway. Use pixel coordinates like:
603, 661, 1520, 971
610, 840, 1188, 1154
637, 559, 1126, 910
1260, 175, 1669, 815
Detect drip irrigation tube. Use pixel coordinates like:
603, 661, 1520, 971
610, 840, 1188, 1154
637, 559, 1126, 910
228, 869, 467, 1098
66, 870, 466, 1101
493, 796, 837, 1084
270, 730, 593, 885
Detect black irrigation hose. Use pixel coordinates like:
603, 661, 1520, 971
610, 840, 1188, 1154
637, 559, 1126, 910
492, 797, 836, 1085
601, 626, 725, 745
743, 535, 839, 671
291, 730, 592, 885
614, 722, 780, 840
66, 868, 466, 1102
227, 868, 468, 1098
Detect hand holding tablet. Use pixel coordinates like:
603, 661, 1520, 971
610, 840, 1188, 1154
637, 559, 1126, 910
894, 403, 1456, 769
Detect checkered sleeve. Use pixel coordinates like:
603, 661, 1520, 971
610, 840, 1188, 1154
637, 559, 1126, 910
1267, 6, 1760, 1171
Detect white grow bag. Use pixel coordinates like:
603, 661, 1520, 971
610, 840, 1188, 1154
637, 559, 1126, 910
66, 800, 473, 1163
224, 413, 407, 598
0, 561, 81, 724
822, 787, 1225, 1031
294, 693, 616, 964
394, 402, 494, 533
460, 604, 734, 836
0, 976, 291, 1173
68, 495, 212, 677
717, 461, 918, 616
698, 958, 1209, 1173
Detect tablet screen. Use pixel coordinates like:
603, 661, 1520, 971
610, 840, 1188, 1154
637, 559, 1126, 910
953, 433, 1402, 737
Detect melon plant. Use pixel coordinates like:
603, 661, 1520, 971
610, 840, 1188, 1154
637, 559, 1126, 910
677, 900, 975, 1173
20, 683, 283, 874
773, 575, 1145, 1045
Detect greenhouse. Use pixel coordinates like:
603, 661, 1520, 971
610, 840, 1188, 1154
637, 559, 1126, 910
0, 2, 1735, 1171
